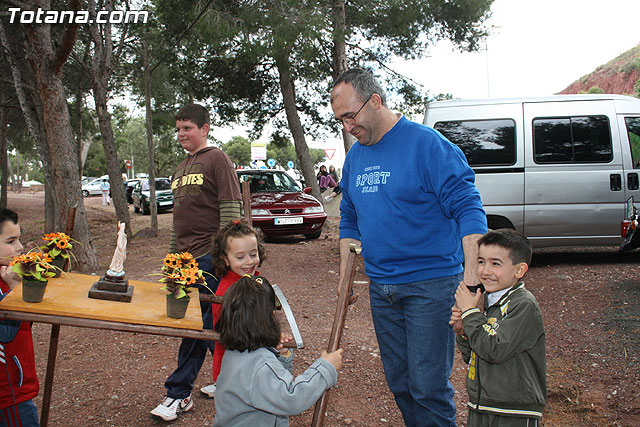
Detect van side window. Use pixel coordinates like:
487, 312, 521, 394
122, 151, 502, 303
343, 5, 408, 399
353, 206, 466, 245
533, 115, 612, 163
625, 117, 640, 168
433, 119, 516, 166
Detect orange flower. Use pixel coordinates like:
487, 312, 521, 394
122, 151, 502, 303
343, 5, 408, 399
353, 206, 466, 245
163, 254, 179, 268
183, 260, 197, 270
183, 274, 197, 285
179, 252, 194, 261
161, 251, 203, 298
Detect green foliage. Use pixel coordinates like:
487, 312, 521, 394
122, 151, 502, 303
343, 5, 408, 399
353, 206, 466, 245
587, 86, 605, 94
222, 136, 252, 166
636, 56, 640, 96
118, 0, 493, 197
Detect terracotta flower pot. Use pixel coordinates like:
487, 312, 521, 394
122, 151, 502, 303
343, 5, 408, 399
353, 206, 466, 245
166, 294, 190, 319
22, 279, 48, 303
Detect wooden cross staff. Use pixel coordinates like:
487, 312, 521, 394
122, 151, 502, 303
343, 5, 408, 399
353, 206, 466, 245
241, 179, 252, 225
311, 243, 361, 427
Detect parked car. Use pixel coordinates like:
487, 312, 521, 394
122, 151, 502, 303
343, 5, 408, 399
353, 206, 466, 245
237, 169, 326, 239
81, 177, 109, 197
125, 179, 142, 204
423, 94, 640, 248
132, 178, 173, 215
81, 176, 98, 186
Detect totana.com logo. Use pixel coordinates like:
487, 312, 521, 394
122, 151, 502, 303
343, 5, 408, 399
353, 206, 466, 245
8, 7, 148, 24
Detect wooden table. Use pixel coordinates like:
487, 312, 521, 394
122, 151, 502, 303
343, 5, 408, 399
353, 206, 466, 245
0, 272, 213, 426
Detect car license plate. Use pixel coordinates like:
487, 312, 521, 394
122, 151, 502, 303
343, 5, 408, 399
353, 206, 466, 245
159, 201, 172, 206
274, 217, 303, 225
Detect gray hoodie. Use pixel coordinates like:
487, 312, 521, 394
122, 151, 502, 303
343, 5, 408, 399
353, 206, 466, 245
213, 347, 337, 426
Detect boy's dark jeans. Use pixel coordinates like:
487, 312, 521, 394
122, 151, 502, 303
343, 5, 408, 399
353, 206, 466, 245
165, 253, 219, 399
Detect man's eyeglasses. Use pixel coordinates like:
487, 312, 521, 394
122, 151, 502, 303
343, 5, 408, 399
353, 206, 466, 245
335, 93, 374, 126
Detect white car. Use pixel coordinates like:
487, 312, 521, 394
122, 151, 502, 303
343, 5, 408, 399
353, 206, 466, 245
81, 177, 109, 197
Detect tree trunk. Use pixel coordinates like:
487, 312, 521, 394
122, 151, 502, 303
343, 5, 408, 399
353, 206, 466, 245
86, 0, 132, 237
6, 154, 14, 192
74, 88, 84, 174
22, 1, 98, 271
0, 97, 7, 208
0, 17, 60, 231
15, 151, 21, 192
80, 138, 92, 168
93, 86, 132, 236
143, 37, 158, 232
274, 53, 322, 202
331, 0, 356, 154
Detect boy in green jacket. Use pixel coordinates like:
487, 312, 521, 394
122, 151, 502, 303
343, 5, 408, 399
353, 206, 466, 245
451, 229, 546, 426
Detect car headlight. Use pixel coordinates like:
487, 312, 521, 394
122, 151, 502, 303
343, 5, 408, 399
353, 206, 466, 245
251, 209, 269, 216
304, 205, 324, 214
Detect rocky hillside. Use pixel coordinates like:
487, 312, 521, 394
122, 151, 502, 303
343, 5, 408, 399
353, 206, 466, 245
559, 43, 640, 95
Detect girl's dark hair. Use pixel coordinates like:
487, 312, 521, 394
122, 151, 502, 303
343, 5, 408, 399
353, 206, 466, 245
211, 220, 266, 277
215, 275, 281, 351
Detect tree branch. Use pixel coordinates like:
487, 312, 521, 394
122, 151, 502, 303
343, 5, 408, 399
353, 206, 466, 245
346, 42, 426, 89
52, 0, 82, 73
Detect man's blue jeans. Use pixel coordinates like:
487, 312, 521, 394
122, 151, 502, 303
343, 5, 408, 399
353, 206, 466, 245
369, 273, 461, 427
165, 253, 219, 399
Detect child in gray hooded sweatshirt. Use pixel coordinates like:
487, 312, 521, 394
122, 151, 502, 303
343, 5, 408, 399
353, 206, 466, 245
212, 275, 342, 427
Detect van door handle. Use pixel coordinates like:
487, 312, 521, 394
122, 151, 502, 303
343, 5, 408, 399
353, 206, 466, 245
628, 173, 639, 190
610, 174, 622, 191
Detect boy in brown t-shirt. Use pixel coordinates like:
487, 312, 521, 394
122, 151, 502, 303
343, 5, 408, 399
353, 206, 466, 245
151, 104, 242, 422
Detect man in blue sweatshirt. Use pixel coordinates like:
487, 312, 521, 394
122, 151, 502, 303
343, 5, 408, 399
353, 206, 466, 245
330, 68, 487, 427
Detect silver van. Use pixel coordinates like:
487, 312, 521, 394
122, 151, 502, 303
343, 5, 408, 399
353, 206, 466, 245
423, 95, 640, 248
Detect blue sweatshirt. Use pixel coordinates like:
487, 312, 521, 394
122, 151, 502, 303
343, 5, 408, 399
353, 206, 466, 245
339, 116, 487, 284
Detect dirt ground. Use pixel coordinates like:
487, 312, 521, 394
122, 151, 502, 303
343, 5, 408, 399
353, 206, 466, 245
4, 192, 640, 426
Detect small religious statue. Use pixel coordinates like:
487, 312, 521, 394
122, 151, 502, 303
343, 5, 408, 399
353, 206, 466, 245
89, 222, 134, 302
106, 222, 127, 279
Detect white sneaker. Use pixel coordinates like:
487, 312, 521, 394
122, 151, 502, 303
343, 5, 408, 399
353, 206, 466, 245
150, 394, 193, 421
324, 195, 332, 201
200, 383, 216, 398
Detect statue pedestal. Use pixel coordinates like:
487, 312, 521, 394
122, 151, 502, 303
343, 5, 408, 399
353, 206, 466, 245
89, 273, 134, 303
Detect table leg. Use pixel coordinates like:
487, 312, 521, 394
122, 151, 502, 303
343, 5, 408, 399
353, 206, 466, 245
40, 324, 60, 427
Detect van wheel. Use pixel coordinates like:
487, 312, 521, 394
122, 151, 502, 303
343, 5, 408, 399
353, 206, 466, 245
82, 190, 89, 197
